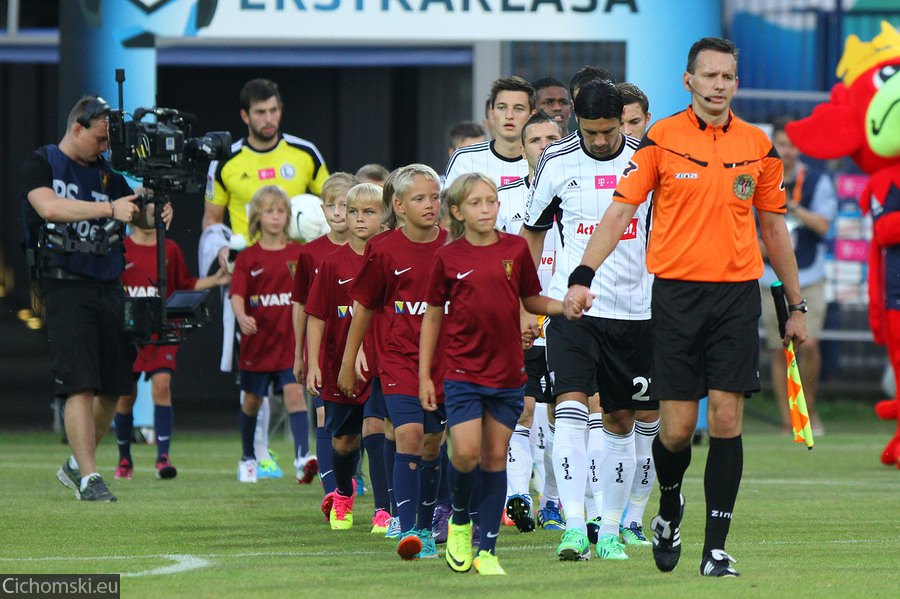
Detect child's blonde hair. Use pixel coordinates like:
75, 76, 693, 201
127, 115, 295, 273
247, 184, 290, 242
444, 172, 497, 242
321, 172, 359, 206
346, 182, 385, 211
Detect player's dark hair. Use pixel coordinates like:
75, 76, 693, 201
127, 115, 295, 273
449, 121, 486, 150
490, 76, 536, 112
445, 172, 497, 242
239, 78, 282, 112
616, 82, 649, 115
687, 37, 739, 74
355, 163, 390, 184
521, 111, 562, 145
532, 77, 567, 93
573, 80, 624, 121
569, 66, 616, 99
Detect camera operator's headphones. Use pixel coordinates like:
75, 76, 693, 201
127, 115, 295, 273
76, 95, 111, 128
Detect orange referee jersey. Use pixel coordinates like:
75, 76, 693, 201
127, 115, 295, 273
614, 107, 785, 282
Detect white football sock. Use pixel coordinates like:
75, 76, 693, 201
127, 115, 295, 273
599, 425, 636, 539
506, 424, 532, 496
531, 407, 549, 494
553, 400, 589, 531
253, 395, 270, 462
587, 412, 604, 517
540, 423, 558, 508
625, 418, 659, 528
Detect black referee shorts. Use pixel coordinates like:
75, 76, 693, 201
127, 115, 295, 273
546, 315, 656, 412
42, 279, 136, 397
651, 277, 761, 401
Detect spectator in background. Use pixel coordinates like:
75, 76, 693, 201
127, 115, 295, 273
759, 116, 838, 436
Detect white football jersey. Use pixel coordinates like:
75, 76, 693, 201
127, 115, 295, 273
498, 176, 560, 347
443, 140, 528, 190
525, 133, 651, 320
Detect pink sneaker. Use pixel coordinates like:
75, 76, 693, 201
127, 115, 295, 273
329, 490, 355, 530
371, 509, 392, 534
115, 458, 133, 480
321, 492, 335, 522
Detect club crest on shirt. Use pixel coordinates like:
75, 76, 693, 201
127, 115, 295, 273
100, 171, 110, 194
733, 173, 755, 200
286, 260, 296, 277
502, 259, 513, 281
280, 164, 296, 180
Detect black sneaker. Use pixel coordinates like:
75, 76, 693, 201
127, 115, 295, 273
505, 494, 535, 533
56, 459, 82, 499
700, 549, 740, 577
586, 517, 602, 545
80, 475, 118, 502
156, 454, 178, 480
650, 493, 685, 572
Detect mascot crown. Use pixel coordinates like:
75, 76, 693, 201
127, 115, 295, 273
836, 20, 900, 85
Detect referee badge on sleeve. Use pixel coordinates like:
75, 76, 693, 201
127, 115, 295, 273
503, 260, 513, 281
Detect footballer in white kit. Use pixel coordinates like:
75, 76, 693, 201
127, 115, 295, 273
521, 80, 657, 562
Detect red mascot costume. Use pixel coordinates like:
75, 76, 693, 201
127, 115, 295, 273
787, 21, 900, 467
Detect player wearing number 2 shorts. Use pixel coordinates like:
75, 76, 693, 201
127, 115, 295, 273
522, 80, 657, 561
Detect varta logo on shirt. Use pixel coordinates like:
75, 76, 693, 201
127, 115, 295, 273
249, 293, 291, 307
126, 286, 158, 297
394, 301, 450, 315
338, 305, 353, 318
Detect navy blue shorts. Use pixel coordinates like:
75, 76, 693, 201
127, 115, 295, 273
385, 394, 447, 433
239, 368, 297, 398
325, 401, 365, 438
443, 380, 525, 430
364, 377, 388, 419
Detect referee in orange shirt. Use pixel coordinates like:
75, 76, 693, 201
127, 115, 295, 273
563, 37, 807, 577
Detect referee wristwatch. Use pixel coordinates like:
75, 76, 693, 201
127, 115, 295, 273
788, 299, 808, 313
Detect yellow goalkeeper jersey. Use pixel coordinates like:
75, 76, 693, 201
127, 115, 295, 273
206, 133, 329, 236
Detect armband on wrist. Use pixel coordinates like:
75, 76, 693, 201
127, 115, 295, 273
788, 299, 808, 313
108, 202, 115, 219
568, 265, 596, 288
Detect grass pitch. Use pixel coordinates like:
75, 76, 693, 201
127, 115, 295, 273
0, 407, 898, 599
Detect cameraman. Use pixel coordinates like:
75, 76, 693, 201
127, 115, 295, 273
22, 95, 141, 502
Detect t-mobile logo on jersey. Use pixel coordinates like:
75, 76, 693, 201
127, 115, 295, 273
595, 175, 617, 189
258, 168, 276, 180
500, 176, 521, 186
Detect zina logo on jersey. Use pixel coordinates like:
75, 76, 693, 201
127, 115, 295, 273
337, 305, 354, 318
249, 293, 292, 307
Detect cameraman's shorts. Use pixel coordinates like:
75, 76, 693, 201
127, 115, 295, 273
42, 279, 136, 397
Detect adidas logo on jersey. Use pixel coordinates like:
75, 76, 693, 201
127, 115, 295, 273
565, 178, 580, 189
249, 293, 291, 307
511, 212, 523, 223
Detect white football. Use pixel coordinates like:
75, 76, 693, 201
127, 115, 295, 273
288, 194, 329, 242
